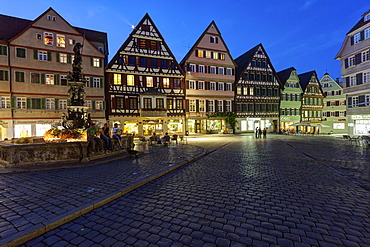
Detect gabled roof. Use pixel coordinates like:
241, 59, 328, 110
277, 67, 296, 87
234, 43, 260, 79
298, 71, 324, 96
0, 8, 107, 47
319, 73, 342, 89
347, 10, 370, 34
180, 20, 236, 67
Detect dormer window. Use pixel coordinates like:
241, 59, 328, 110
365, 14, 370, 21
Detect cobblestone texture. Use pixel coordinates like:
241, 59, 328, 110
16, 134, 370, 247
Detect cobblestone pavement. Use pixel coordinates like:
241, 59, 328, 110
0, 143, 205, 246
21, 134, 370, 247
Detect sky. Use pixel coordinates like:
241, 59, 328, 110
1, 0, 370, 80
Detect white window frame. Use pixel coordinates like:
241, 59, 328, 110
349, 56, 355, 67
93, 78, 101, 88
365, 14, 370, 22
38, 50, 47, 61
46, 74, 54, 85
46, 98, 55, 110
84, 100, 92, 109
364, 72, 370, 83
199, 65, 205, 73
16, 97, 26, 109
205, 51, 211, 59
189, 64, 195, 72
354, 33, 361, 44
189, 80, 195, 89
199, 99, 205, 112
210, 66, 216, 74
198, 81, 204, 90
218, 67, 224, 75
225, 100, 232, 112
208, 100, 214, 112
189, 99, 196, 112
226, 83, 232, 91
352, 96, 359, 107
59, 99, 67, 110
210, 82, 216, 91
59, 53, 67, 63
95, 100, 104, 110
226, 68, 232, 75
0, 96, 10, 109
217, 100, 223, 112
362, 50, 369, 62
365, 28, 370, 40
218, 82, 224, 91
350, 76, 356, 86
93, 58, 100, 68
146, 77, 153, 87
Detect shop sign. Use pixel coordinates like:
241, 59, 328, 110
140, 110, 167, 118
352, 115, 370, 120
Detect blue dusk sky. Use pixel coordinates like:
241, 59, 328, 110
1, 0, 370, 80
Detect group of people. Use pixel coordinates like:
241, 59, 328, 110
87, 123, 124, 154
255, 127, 267, 138
149, 132, 176, 145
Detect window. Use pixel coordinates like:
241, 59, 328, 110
0, 96, 10, 109
167, 99, 173, 109
15, 71, 25, 82
150, 41, 158, 50
31, 98, 42, 109
352, 96, 359, 107
0, 45, 8, 56
218, 67, 224, 75
60, 75, 68, 86
156, 98, 164, 109
161, 60, 167, 68
141, 24, 150, 31
127, 75, 134, 86
364, 72, 370, 83
93, 58, 100, 67
212, 52, 218, 60
114, 74, 121, 85
57, 53, 67, 63
16, 48, 26, 58
250, 87, 254, 96
56, 34, 65, 48
59, 99, 67, 110
128, 56, 136, 65
16, 97, 27, 109
46, 74, 54, 85
45, 98, 55, 109
197, 50, 204, 57
189, 80, 195, 89
198, 81, 204, 90
174, 79, 180, 88
38, 50, 48, 61
217, 100, 223, 112
210, 36, 218, 43
146, 77, 153, 87
189, 64, 195, 72
176, 99, 183, 109
129, 98, 137, 109
199, 99, 205, 112
95, 101, 103, 110
208, 100, 214, 112
210, 67, 216, 74
36, 33, 42, 40
226, 83, 232, 91
350, 76, 356, 86
218, 82, 224, 91
44, 32, 53, 46
143, 98, 152, 108
189, 100, 196, 112
219, 53, 225, 60
225, 101, 231, 112
339, 111, 346, 117
69, 39, 75, 46
151, 58, 157, 68
237, 87, 242, 95
84, 100, 92, 109
139, 57, 147, 66
226, 68, 232, 75
93, 78, 100, 88
31, 73, 40, 83
243, 87, 248, 95
348, 56, 356, 67
116, 97, 124, 109
52, 16, 56, 21
365, 14, 370, 21
210, 82, 216, 90
205, 51, 211, 58
163, 78, 170, 88
365, 28, 370, 39
199, 65, 205, 73
362, 50, 369, 62
354, 33, 361, 44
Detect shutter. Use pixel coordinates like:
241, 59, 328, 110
41, 98, 46, 109
360, 31, 365, 41
344, 58, 348, 68
103, 101, 106, 110
185, 80, 189, 89
67, 99, 71, 106
356, 73, 363, 85
99, 59, 103, 68
92, 100, 96, 110
89, 77, 93, 88
90, 57, 94, 67
206, 100, 209, 113
10, 97, 16, 109
27, 98, 31, 109
56, 53, 60, 63
55, 74, 60, 85
345, 77, 350, 87
112, 98, 117, 110
350, 36, 354, 45
195, 50, 199, 57
67, 54, 72, 64
41, 74, 46, 84
348, 97, 352, 108
196, 64, 199, 73
186, 99, 189, 112
359, 95, 365, 107
4, 70, 9, 81
196, 100, 199, 112
33, 49, 38, 60
47, 51, 52, 61
55, 99, 59, 110
100, 78, 104, 88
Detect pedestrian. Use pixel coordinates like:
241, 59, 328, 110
112, 123, 123, 148
100, 123, 112, 151
258, 128, 262, 138
87, 123, 103, 154
263, 128, 267, 138
255, 127, 259, 138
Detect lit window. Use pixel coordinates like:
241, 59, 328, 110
16, 97, 26, 109
189, 64, 195, 72
46, 74, 54, 85
218, 82, 224, 91
199, 65, 205, 73
226, 83, 232, 91
237, 87, 242, 95
198, 81, 204, 90
93, 58, 100, 67
57, 34, 65, 47
219, 53, 225, 60
146, 77, 153, 87
93, 78, 100, 88
69, 39, 75, 45
38, 50, 48, 61
44, 32, 53, 46
163, 78, 170, 88
354, 33, 361, 43
59, 53, 67, 63
60, 75, 68, 86
189, 100, 196, 112
127, 75, 134, 86
210, 82, 216, 91
250, 87, 254, 95
205, 51, 211, 58
197, 50, 204, 57
199, 99, 205, 112
46, 98, 55, 110
167, 99, 173, 109
218, 67, 224, 75
0, 96, 11, 109
84, 100, 92, 109
59, 99, 67, 110
114, 74, 121, 85
95, 101, 103, 110
189, 80, 195, 89
243, 87, 248, 95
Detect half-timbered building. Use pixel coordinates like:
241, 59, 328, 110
180, 21, 236, 134
106, 13, 185, 136
298, 71, 325, 133
234, 44, 281, 133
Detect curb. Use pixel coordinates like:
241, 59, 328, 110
0, 147, 207, 247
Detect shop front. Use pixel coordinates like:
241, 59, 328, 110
352, 116, 370, 135
237, 117, 277, 133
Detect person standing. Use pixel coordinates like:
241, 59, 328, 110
263, 128, 267, 138
258, 128, 262, 138
255, 127, 259, 138
100, 123, 112, 151
87, 123, 103, 153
